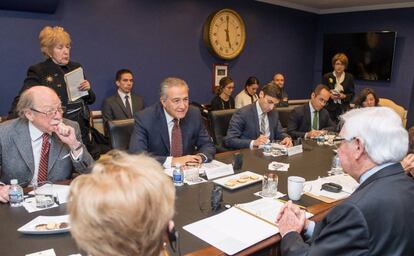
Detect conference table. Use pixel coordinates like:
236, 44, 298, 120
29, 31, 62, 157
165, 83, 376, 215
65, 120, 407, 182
0, 140, 339, 255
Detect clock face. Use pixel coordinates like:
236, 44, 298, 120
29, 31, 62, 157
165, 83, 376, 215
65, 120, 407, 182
205, 9, 246, 60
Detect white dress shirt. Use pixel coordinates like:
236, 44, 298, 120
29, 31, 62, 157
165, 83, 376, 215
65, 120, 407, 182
249, 101, 270, 149
163, 109, 175, 169
117, 89, 133, 114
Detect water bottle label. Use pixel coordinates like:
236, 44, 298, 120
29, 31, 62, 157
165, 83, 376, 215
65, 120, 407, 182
173, 173, 183, 183
9, 192, 23, 203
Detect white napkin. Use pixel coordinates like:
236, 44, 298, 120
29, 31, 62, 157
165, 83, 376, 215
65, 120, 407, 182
26, 249, 56, 256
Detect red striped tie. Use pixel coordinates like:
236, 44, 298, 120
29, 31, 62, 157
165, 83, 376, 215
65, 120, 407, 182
37, 133, 50, 183
171, 119, 183, 157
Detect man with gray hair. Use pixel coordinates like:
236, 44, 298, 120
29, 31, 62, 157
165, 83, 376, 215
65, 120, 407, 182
129, 77, 215, 168
276, 107, 414, 255
0, 86, 93, 203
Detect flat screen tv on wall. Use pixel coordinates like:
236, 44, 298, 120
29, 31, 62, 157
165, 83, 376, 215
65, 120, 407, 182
322, 31, 397, 81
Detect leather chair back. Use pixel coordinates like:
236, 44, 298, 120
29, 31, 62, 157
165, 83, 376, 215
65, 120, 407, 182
208, 109, 237, 152
107, 119, 135, 150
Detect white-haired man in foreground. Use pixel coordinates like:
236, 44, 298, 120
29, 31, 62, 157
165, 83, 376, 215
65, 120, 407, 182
276, 107, 414, 255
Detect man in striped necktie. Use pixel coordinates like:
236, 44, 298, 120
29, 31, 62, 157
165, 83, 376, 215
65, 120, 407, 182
0, 86, 94, 203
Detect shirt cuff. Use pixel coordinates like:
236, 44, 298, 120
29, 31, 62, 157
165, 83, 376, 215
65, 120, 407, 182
249, 140, 255, 149
303, 220, 315, 239
163, 156, 173, 169
71, 148, 83, 161
197, 153, 208, 163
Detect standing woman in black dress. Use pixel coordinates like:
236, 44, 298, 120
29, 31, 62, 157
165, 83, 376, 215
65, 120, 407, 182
210, 77, 235, 111
9, 26, 96, 148
322, 53, 355, 123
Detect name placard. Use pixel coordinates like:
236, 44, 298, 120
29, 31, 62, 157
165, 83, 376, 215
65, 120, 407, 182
206, 164, 234, 180
287, 144, 303, 156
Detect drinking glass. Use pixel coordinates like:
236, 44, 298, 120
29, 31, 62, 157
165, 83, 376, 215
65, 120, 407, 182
184, 161, 202, 183
34, 181, 54, 209
261, 171, 278, 197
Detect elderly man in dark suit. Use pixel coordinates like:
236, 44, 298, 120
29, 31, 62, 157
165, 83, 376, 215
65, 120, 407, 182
129, 77, 215, 168
224, 83, 292, 150
102, 69, 144, 135
277, 107, 414, 255
0, 86, 93, 203
287, 84, 336, 139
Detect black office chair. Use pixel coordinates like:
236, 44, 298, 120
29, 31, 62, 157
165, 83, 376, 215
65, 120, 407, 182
107, 119, 135, 150
277, 106, 295, 129
208, 109, 237, 152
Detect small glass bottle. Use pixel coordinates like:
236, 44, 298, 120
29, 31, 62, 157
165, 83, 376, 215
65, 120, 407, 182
172, 164, 184, 186
9, 179, 23, 207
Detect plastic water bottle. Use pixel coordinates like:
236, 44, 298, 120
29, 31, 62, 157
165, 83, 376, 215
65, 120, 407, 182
9, 179, 23, 207
172, 164, 184, 186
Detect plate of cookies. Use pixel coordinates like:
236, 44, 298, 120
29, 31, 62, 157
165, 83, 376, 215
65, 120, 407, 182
18, 215, 70, 234
213, 171, 262, 190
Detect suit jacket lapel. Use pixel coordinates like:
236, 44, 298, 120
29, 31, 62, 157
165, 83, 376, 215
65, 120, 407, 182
252, 104, 260, 138
12, 120, 35, 174
268, 111, 275, 139
156, 104, 171, 153
115, 94, 129, 118
48, 133, 65, 173
305, 104, 312, 130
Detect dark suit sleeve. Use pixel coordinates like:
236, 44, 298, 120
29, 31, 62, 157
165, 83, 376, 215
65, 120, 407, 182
224, 110, 251, 149
343, 73, 355, 103
83, 88, 96, 105
287, 108, 306, 139
281, 202, 370, 256
101, 98, 115, 134
128, 114, 167, 163
320, 110, 336, 132
194, 114, 216, 162
274, 118, 290, 140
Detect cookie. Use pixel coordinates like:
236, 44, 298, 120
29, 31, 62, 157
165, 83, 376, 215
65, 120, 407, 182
59, 222, 69, 229
225, 179, 238, 187
249, 175, 259, 180
46, 222, 58, 230
35, 224, 47, 231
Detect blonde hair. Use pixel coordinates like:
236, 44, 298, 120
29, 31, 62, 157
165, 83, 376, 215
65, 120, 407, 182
68, 150, 175, 256
39, 26, 71, 57
331, 53, 349, 68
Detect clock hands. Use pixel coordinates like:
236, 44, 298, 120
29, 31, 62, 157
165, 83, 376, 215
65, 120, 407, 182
225, 16, 232, 48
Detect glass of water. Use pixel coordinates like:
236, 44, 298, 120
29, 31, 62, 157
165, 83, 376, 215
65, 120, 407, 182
34, 181, 55, 209
328, 154, 343, 176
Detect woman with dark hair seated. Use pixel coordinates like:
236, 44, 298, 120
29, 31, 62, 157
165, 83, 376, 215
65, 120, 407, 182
235, 76, 260, 108
210, 77, 235, 111
354, 88, 379, 108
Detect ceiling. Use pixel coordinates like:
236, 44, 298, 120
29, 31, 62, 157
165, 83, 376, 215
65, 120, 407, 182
257, 0, 414, 14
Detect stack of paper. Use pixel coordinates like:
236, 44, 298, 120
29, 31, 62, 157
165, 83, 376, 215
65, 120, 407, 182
184, 198, 313, 255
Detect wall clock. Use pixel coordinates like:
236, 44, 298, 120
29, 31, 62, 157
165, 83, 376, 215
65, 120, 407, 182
203, 9, 246, 60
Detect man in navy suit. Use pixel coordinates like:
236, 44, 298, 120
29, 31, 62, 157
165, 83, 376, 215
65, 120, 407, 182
129, 77, 215, 168
277, 107, 414, 255
287, 84, 336, 139
102, 69, 144, 135
224, 83, 292, 149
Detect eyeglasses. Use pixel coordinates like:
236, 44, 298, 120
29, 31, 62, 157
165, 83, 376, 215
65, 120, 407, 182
169, 98, 189, 106
335, 136, 357, 148
30, 106, 66, 117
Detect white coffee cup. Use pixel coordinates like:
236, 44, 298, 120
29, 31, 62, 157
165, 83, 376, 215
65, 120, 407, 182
288, 176, 306, 201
